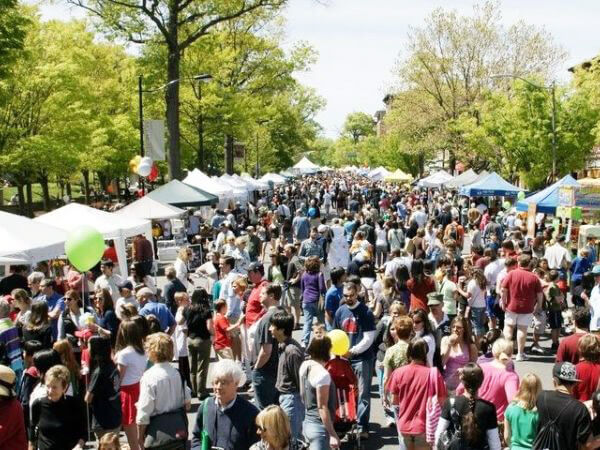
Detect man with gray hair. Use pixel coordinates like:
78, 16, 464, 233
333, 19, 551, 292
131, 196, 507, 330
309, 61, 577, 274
27, 272, 45, 301
191, 359, 259, 450
138, 287, 175, 334
0, 299, 23, 386
162, 265, 186, 314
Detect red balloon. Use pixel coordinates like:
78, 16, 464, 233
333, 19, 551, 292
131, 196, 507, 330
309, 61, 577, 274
148, 163, 159, 182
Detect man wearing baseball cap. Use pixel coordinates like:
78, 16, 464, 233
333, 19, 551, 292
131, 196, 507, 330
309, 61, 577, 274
534, 361, 591, 450
0, 365, 27, 448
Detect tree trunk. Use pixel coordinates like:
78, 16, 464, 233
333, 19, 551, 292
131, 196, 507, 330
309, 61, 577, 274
25, 183, 33, 217
16, 184, 25, 216
82, 170, 90, 204
66, 182, 72, 198
39, 174, 50, 211
116, 177, 121, 202
165, 9, 181, 181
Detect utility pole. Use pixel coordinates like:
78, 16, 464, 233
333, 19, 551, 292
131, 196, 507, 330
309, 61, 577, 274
551, 81, 557, 181
225, 135, 234, 175
138, 75, 145, 157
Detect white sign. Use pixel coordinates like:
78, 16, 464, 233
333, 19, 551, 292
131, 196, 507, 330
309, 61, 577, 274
143, 120, 165, 161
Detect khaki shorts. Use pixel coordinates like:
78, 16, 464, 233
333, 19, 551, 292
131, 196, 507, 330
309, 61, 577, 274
216, 347, 233, 360
505, 310, 533, 328
532, 310, 547, 335
400, 433, 428, 447
286, 287, 301, 308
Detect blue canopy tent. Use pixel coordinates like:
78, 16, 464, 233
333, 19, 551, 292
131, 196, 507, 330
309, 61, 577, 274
516, 175, 580, 214
460, 172, 523, 197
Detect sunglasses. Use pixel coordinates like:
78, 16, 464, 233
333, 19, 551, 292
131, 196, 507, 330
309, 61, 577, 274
413, 320, 423, 325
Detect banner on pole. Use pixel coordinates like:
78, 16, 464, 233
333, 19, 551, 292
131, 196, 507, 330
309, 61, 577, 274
143, 120, 165, 161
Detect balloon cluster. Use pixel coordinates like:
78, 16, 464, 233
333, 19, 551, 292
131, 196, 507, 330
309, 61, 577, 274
129, 155, 159, 182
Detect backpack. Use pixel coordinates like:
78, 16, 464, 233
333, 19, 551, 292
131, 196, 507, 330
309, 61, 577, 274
532, 392, 570, 450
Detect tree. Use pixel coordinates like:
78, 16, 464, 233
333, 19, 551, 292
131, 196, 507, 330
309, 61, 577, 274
390, 0, 566, 170
0, 0, 28, 79
68, 0, 289, 180
342, 112, 375, 144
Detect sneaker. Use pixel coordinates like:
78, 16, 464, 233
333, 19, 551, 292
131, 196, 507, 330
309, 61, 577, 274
530, 345, 545, 355
515, 353, 528, 362
359, 431, 369, 440
551, 343, 559, 353
386, 417, 395, 428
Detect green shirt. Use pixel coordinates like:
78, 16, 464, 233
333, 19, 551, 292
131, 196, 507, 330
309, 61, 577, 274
383, 340, 409, 373
505, 402, 539, 450
440, 278, 458, 315
547, 283, 563, 312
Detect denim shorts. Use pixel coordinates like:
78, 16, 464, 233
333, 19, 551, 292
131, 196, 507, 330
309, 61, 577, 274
485, 294, 497, 318
470, 306, 487, 336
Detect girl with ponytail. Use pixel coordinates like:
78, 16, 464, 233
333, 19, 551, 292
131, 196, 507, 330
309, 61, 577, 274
435, 363, 502, 450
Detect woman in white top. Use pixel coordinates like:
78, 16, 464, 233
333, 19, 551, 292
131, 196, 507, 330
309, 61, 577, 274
410, 308, 436, 367
375, 219, 389, 268
174, 247, 191, 289
115, 319, 149, 450
457, 269, 488, 343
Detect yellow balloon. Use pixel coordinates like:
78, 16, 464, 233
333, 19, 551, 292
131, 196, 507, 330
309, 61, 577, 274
328, 329, 350, 356
133, 155, 142, 164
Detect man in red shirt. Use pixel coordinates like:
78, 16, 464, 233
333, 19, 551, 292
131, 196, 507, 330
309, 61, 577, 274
556, 306, 591, 364
501, 254, 544, 361
244, 262, 268, 366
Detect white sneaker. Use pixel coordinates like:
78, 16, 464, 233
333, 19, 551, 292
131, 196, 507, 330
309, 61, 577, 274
515, 353, 528, 362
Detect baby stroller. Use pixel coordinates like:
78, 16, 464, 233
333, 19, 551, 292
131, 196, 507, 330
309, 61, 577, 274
325, 357, 362, 449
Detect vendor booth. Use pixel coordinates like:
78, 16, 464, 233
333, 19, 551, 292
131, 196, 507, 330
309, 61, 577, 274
116, 196, 186, 220
446, 169, 487, 190
384, 169, 413, 184
34, 203, 152, 277
516, 175, 580, 215
0, 211, 68, 264
459, 172, 523, 197
146, 180, 218, 207
292, 156, 320, 175
260, 173, 286, 185
417, 170, 453, 188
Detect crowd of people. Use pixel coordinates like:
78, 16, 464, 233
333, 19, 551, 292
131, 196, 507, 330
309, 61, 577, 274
1, 171, 600, 449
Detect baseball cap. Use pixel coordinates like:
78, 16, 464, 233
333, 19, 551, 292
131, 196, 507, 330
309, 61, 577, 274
317, 224, 327, 233
553, 361, 580, 383
0, 365, 16, 398
592, 265, 600, 276
427, 292, 443, 307
100, 259, 114, 267
248, 261, 264, 273
118, 280, 134, 291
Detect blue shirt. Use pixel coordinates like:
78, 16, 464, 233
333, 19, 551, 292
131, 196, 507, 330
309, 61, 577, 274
325, 286, 343, 317
571, 257, 592, 283
333, 303, 375, 361
139, 301, 175, 331
37, 293, 65, 339
292, 216, 310, 241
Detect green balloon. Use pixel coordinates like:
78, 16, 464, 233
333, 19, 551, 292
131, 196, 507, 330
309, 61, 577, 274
65, 226, 105, 272
517, 191, 525, 200
503, 201, 511, 210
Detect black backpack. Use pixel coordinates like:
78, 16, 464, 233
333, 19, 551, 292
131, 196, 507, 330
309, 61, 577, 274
533, 392, 569, 450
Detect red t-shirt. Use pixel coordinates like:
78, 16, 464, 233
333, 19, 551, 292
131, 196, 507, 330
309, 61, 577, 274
213, 313, 231, 350
502, 268, 542, 314
0, 397, 27, 450
407, 277, 436, 312
573, 361, 600, 401
389, 363, 447, 434
102, 246, 118, 264
556, 332, 585, 365
245, 279, 268, 327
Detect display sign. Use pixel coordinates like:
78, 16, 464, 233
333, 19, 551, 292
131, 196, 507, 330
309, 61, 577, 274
576, 185, 600, 210
558, 186, 576, 207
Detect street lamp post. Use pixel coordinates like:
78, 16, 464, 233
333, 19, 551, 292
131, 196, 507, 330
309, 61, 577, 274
491, 74, 558, 180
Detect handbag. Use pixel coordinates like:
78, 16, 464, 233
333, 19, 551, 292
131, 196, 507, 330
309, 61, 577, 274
436, 398, 461, 450
144, 371, 189, 448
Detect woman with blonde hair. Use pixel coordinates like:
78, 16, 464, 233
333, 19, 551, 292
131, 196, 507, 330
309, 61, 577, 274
52, 339, 81, 397
250, 405, 292, 450
174, 246, 192, 289
503, 373, 541, 450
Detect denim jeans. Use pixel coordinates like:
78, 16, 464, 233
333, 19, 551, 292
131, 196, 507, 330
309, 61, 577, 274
279, 392, 305, 442
376, 365, 394, 421
302, 302, 319, 346
303, 417, 329, 450
351, 356, 374, 431
252, 369, 278, 410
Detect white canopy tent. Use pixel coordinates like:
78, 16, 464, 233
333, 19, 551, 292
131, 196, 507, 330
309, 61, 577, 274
292, 156, 320, 174
368, 166, 390, 181
183, 169, 234, 208
417, 170, 454, 188
240, 174, 270, 190
115, 196, 186, 220
221, 174, 256, 192
211, 177, 248, 204
260, 173, 286, 185
34, 203, 152, 276
0, 211, 68, 264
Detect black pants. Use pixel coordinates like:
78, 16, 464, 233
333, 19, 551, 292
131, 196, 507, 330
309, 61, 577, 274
178, 356, 192, 392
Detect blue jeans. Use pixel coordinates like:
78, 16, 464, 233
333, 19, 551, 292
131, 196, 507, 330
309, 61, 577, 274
302, 302, 318, 346
376, 366, 394, 421
279, 393, 305, 442
351, 357, 374, 431
252, 369, 278, 410
303, 416, 329, 450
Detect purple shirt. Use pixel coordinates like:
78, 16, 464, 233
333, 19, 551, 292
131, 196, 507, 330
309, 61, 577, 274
300, 272, 326, 304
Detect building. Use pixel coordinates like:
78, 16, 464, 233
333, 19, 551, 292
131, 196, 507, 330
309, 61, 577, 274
374, 94, 395, 137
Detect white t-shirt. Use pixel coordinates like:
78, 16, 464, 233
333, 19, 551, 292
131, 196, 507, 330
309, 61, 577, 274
375, 228, 388, 246
115, 346, 148, 386
174, 307, 188, 358
467, 279, 486, 308
299, 360, 331, 389
484, 259, 505, 293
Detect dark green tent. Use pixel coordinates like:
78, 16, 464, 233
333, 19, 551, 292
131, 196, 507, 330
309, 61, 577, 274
146, 179, 218, 207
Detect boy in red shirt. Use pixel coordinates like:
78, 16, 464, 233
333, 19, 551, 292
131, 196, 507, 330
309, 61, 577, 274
213, 299, 244, 360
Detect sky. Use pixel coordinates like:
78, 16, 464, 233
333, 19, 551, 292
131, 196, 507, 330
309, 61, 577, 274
33, 0, 600, 138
